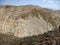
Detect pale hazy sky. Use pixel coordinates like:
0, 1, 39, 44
0, 0, 60, 10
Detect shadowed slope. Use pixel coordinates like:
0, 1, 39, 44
0, 29, 60, 45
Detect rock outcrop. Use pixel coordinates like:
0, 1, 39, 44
0, 5, 60, 37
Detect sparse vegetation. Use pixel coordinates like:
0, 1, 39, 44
0, 5, 60, 45
0, 30, 59, 45
9, 30, 60, 45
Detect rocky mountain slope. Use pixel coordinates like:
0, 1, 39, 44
0, 5, 60, 37
0, 29, 60, 45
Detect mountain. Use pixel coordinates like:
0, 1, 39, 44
0, 5, 60, 37
56, 10, 60, 14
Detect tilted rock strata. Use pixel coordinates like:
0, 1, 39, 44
0, 5, 60, 37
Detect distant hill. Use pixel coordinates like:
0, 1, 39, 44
0, 5, 60, 37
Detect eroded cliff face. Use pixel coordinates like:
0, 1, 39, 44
0, 5, 60, 37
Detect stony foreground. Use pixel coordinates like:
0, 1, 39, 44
0, 29, 60, 45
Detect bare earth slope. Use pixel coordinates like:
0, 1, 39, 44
0, 5, 60, 37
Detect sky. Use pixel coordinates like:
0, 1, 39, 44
0, 0, 60, 10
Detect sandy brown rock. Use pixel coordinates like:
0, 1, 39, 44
0, 5, 60, 37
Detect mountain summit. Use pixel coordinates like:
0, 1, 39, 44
0, 5, 60, 37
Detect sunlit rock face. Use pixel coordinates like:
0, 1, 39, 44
0, 5, 60, 37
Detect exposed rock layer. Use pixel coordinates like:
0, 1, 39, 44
0, 5, 60, 37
